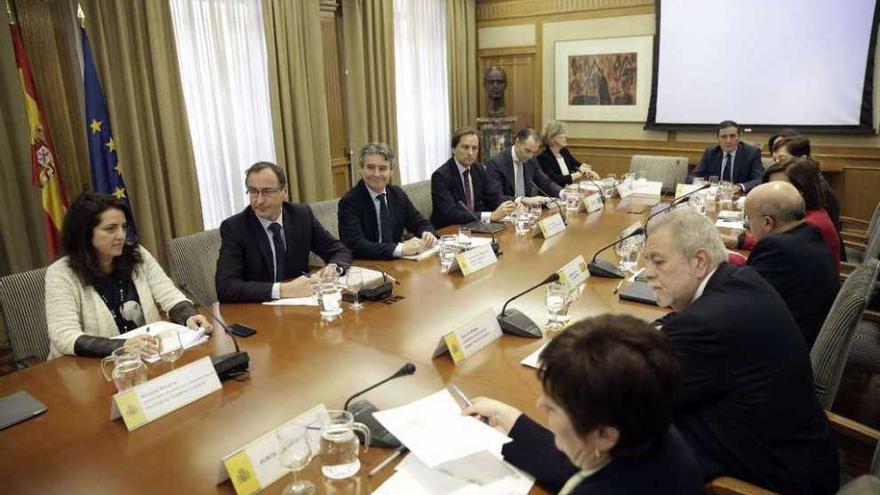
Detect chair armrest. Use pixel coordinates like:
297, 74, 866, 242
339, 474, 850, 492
844, 239, 868, 251
826, 410, 880, 477
705, 477, 778, 495
841, 216, 870, 229
863, 310, 880, 324
827, 410, 880, 445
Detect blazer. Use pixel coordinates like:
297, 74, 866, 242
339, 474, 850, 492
502, 415, 703, 495
486, 146, 563, 202
430, 157, 501, 228
536, 147, 581, 187
692, 142, 764, 191
45, 246, 190, 358
338, 180, 436, 259
216, 202, 352, 303
664, 263, 839, 494
747, 223, 840, 348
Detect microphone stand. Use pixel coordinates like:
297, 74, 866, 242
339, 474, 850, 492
497, 273, 560, 338
179, 284, 250, 381
343, 363, 416, 448
456, 200, 502, 256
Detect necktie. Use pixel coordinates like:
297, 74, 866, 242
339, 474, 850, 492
514, 161, 525, 197
268, 222, 285, 282
463, 169, 473, 210
722, 153, 732, 182
378, 193, 393, 243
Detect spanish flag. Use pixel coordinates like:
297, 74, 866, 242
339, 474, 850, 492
10, 24, 68, 261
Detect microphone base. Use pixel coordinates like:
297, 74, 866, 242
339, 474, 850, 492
342, 281, 394, 302
497, 309, 543, 338
491, 239, 503, 257
211, 351, 250, 381
347, 399, 402, 449
588, 259, 626, 279
464, 220, 505, 235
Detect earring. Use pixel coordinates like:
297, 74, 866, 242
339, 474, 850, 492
594, 449, 601, 459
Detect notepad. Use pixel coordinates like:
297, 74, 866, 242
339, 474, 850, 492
402, 237, 493, 262
113, 321, 209, 364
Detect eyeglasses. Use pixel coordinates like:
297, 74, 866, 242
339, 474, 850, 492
246, 187, 282, 198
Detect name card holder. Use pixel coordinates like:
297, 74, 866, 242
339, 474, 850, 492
218, 404, 330, 495
557, 255, 590, 288
583, 193, 604, 213
110, 356, 222, 431
432, 308, 503, 364
537, 213, 566, 239
454, 243, 497, 276
617, 181, 634, 199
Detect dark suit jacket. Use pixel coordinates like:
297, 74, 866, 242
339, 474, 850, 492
536, 147, 580, 186
502, 415, 703, 495
216, 202, 352, 303
338, 180, 435, 260
430, 157, 501, 228
485, 146, 562, 202
748, 223, 840, 348
692, 142, 764, 191
664, 263, 839, 494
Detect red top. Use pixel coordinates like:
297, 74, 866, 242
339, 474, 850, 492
739, 208, 840, 274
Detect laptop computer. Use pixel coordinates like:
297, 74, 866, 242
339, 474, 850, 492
0, 391, 47, 430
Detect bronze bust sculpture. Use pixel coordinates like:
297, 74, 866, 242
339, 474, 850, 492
484, 66, 508, 118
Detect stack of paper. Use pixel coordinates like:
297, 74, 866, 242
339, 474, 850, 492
113, 321, 209, 364
373, 389, 533, 495
402, 236, 493, 262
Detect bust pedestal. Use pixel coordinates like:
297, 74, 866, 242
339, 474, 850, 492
476, 117, 516, 162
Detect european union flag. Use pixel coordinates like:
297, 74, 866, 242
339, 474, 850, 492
81, 27, 136, 236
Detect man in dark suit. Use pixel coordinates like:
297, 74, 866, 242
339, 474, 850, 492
644, 209, 839, 494
691, 120, 764, 192
338, 143, 437, 259
485, 128, 563, 206
430, 127, 516, 228
745, 182, 840, 348
216, 162, 352, 303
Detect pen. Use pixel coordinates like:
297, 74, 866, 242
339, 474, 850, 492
612, 278, 625, 295
367, 446, 408, 477
449, 384, 490, 424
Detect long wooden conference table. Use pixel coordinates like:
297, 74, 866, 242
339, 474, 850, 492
1, 197, 673, 495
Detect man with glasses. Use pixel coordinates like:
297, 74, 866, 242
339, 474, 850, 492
744, 181, 839, 348
216, 162, 352, 303
691, 120, 764, 192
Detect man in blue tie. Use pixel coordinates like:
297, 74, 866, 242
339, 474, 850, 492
691, 120, 764, 192
216, 162, 352, 303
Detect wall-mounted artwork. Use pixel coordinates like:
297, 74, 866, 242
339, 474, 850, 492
555, 36, 652, 122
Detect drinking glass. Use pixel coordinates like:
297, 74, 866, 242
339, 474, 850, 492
693, 177, 707, 186
438, 235, 459, 273
101, 347, 148, 392
545, 282, 573, 333
708, 175, 719, 186
688, 192, 707, 215
617, 237, 642, 274
276, 423, 315, 495
346, 267, 364, 311
320, 410, 370, 480
313, 282, 343, 320
637, 170, 648, 182
158, 328, 184, 370
564, 185, 581, 214
514, 211, 531, 235
604, 174, 617, 198
457, 226, 472, 248
529, 203, 542, 221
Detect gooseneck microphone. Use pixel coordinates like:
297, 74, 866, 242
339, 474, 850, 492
180, 284, 250, 381
497, 272, 560, 338
343, 362, 416, 448
529, 181, 566, 224
587, 182, 712, 278
456, 200, 502, 256
584, 176, 606, 204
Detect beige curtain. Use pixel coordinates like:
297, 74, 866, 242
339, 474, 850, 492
261, 0, 334, 202
80, 0, 203, 265
341, 0, 398, 183
446, 0, 477, 131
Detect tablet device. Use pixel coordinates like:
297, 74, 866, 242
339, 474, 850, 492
0, 391, 47, 430
618, 281, 659, 306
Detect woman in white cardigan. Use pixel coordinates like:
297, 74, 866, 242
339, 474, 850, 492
45, 192, 211, 359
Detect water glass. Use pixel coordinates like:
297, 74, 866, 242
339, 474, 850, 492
617, 237, 642, 273
564, 185, 581, 214
693, 177, 707, 186
346, 267, 364, 311
709, 175, 719, 185
603, 174, 617, 198
637, 170, 648, 182
158, 328, 184, 370
276, 423, 315, 495
514, 211, 531, 235
457, 226, 472, 248
438, 235, 460, 273
688, 192, 707, 215
313, 282, 343, 320
545, 282, 573, 332
529, 203, 542, 221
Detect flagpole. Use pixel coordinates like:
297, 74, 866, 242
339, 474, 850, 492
76, 3, 84, 28
6, 0, 16, 25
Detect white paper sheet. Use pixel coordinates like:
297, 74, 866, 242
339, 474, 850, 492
402, 236, 493, 262
520, 343, 547, 369
373, 453, 533, 495
714, 219, 744, 230
262, 296, 319, 306
112, 321, 209, 363
373, 389, 512, 468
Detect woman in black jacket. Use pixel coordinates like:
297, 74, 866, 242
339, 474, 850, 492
536, 120, 599, 186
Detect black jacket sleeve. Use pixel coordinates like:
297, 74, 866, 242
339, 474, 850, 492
538, 149, 573, 186
216, 218, 274, 303
532, 161, 563, 198
663, 312, 728, 413
485, 156, 514, 203
431, 167, 479, 227
740, 146, 765, 192
502, 415, 579, 493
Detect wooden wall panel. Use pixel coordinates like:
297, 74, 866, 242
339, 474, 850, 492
478, 49, 537, 131
320, 8, 351, 197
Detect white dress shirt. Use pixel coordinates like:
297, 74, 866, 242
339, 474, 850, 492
455, 159, 492, 223
366, 186, 404, 257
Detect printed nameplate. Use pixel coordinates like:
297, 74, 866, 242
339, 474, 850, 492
583, 193, 604, 213
538, 213, 566, 239
557, 255, 590, 288
616, 181, 633, 198
218, 404, 330, 495
455, 243, 497, 276
110, 356, 221, 431
432, 308, 503, 364
674, 183, 703, 199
